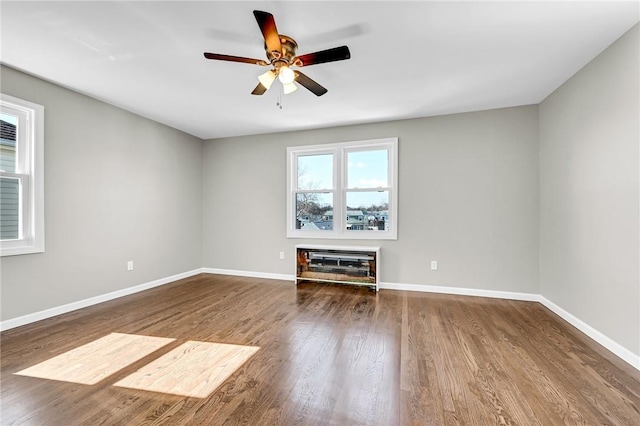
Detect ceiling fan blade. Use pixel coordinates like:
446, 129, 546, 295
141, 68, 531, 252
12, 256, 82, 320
204, 52, 268, 66
292, 46, 351, 67
253, 10, 282, 56
251, 82, 268, 96
294, 71, 328, 96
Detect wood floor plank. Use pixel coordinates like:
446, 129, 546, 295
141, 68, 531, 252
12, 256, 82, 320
114, 341, 260, 398
1, 274, 639, 425
15, 333, 175, 385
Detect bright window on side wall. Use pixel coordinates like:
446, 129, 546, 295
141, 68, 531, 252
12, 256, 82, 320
286, 137, 398, 240
0, 94, 45, 256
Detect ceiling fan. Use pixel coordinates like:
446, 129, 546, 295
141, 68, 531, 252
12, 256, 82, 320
204, 10, 351, 97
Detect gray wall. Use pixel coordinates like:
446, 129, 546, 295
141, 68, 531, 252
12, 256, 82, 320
539, 24, 639, 356
202, 105, 540, 294
3, 23, 637, 365
0, 66, 203, 321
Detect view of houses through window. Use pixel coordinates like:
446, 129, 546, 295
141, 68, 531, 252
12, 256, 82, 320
294, 146, 391, 232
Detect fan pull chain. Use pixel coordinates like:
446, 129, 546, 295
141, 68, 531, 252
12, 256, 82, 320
276, 85, 283, 109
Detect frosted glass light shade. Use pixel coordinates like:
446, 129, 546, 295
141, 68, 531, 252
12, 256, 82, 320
278, 66, 295, 84
283, 82, 298, 94
258, 70, 276, 89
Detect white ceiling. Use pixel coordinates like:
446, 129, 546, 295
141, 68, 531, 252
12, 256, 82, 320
1, 1, 638, 140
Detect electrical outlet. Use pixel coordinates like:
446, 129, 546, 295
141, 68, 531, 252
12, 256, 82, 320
127, 261, 134, 271
430, 260, 438, 270
279, 251, 285, 260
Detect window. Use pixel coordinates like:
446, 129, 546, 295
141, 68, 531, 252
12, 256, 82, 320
0, 94, 44, 256
287, 137, 398, 239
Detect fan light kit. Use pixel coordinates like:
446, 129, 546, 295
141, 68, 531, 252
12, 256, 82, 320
204, 10, 351, 97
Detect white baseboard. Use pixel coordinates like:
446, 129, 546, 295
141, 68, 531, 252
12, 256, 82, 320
377, 281, 639, 371
4, 267, 638, 372
0, 268, 204, 332
378, 281, 639, 371
202, 268, 295, 282
379, 281, 542, 302
538, 296, 640, 371
198, 270, 640, 371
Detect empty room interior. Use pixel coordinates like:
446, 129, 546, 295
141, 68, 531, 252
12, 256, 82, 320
1, 1, 639, 425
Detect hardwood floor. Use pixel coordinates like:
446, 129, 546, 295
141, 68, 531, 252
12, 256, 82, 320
1, 273, 639, 425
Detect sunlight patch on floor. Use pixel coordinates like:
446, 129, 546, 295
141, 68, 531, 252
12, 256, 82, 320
14, 333, 175, 385
114, 341, 260, 398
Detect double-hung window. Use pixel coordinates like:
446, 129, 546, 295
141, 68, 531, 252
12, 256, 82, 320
287, 137, 398, 239
0, 94, 45, 256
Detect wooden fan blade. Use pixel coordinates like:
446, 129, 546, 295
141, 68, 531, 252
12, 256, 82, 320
294, 71, 328, 96
253, 10, 282, 55
293, 46, 350, 67
251, 82, 268, 95
204, 52, 268, 66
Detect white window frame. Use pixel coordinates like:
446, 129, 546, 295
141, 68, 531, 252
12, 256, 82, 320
0, 94, 45, 256
287, 137, 398, 240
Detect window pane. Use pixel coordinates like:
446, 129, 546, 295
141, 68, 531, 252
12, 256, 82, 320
296, 192, 333, 231
0, 177, 20, 240
0, 113, 17, 173
297, 154, 333, 190
345, 191, 389, 231
347, 149, 388, 189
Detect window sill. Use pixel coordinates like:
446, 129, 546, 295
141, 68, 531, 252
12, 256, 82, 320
1, 240, 45, 257
287, 230, 397, 240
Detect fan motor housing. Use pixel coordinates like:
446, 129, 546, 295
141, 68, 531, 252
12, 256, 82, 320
266, 35, 298, 64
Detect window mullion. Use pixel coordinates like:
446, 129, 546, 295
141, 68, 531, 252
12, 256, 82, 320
335, 147, 344, 234
344, 187, 391, 193
294, 189, 333, 194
